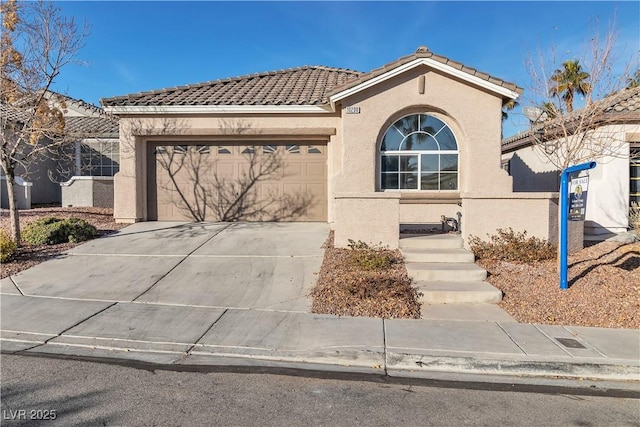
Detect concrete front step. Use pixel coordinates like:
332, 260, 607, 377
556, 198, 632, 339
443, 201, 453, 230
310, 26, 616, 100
421, 303, 513, 321
399, 234, 463, 250
402, 247, 475, 263
406, 262, 487, 282
415, 281, 502, 304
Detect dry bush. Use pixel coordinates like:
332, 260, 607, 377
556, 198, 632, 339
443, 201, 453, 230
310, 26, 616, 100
469, 228, 557, 262
0, 229, 17, 262
346, 239, 395, 270
630, 202, 640, 231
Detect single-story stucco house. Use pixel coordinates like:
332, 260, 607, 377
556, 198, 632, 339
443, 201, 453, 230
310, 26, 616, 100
101, 47, 567, 249
502, 86, 640, 235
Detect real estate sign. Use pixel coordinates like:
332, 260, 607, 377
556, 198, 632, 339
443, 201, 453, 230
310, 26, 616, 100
568, 175, 589, 221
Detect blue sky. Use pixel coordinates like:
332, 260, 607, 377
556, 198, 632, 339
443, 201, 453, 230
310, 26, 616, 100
51, 1, 639, 137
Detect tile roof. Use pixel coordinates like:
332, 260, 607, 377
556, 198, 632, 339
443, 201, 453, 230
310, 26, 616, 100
0, 103, 30, 122
64, 116, 119, 138
2, 90, 119, 138
101, 66, 363, 107
101, 47, 523, 108
55, 92, 112, 118
502, 86, 640, 152
327, 46, 523, 98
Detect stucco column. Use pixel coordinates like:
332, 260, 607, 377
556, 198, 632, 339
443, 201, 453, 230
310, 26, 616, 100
334, 192, 401, 248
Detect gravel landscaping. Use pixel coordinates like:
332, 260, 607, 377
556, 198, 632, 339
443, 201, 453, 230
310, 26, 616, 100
480, 240, 640, 329
310, 234, 422, 319
312, 233, 639, 328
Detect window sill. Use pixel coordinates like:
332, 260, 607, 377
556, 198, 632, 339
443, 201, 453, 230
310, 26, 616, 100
397, 192, 461, 204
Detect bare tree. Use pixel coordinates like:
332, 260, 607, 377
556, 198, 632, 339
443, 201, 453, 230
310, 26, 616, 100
1, 0, 89, 242
523, 18, 637, 171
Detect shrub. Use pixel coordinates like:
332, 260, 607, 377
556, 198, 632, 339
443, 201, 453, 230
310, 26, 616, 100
347, 239, 396, 270
468, 227, 556, 262
0, 230, 17, 262
630, 202, 640, 231
22, 217, 97, 245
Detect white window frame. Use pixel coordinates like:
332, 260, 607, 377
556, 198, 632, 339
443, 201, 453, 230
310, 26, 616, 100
379, 114, 459, 191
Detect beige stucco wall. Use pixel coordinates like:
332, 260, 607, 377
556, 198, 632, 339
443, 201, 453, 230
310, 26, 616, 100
330, 64, 517, 247
334, 65, 512, 197
503, 124, 639, 234
461, 193, 558, 245
114, 114, 340, 223
334, 193, 400, 248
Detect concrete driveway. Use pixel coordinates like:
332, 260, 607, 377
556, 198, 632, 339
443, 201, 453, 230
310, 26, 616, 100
5, 222, 329, 312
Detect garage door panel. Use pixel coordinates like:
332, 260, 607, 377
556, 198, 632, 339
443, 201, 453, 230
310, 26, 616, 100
149, 143, 327, 222
215, 162, 236, 177
306, 163, 324, 177
284, 162, 302, 177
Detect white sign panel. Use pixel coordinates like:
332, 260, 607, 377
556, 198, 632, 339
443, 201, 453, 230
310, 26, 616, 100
569, 175, 589, 221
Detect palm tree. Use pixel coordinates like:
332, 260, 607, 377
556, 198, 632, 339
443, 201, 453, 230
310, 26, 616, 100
501, 99, 519, 121
549, 60, 592, 112
540, 101, 559, 119
627, 70, 640, 89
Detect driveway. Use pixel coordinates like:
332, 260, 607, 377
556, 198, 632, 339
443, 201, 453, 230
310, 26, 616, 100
5, 222, 329, 312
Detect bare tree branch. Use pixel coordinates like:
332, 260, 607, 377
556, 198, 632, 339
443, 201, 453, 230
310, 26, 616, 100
1, 0, 89, 243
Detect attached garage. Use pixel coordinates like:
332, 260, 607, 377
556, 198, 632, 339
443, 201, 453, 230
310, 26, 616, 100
147, 142, 327, 222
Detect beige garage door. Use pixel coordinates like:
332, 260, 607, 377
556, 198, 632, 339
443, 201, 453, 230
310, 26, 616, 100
147, 143, 327, 222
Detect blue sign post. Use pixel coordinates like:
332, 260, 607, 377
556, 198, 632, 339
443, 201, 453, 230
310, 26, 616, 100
559, 161, 597, 289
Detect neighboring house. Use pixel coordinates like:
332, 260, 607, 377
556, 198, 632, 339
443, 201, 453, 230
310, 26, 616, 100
502, 86, 640, 235
56, 95, 120, 208
102, 46, 566, 249
1, 92, 119, 208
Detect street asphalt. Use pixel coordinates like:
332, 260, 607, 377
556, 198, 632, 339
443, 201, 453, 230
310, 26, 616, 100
1, 222, 638, 390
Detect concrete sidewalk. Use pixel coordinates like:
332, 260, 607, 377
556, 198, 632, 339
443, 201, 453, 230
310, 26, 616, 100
1, 222, 638, 389
2, 294, 638, 386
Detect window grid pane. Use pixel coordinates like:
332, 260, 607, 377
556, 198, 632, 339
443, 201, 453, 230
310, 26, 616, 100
380, 113, 458, 191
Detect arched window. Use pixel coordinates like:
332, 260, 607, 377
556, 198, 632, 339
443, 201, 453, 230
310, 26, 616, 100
380, 114, 458, 191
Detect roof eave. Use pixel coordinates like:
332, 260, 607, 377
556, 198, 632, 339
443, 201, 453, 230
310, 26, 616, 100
103, 104, 335, 115
328, 57, 522, 109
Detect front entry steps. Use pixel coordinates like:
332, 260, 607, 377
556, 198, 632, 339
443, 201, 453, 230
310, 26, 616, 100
400, 234, 503, 306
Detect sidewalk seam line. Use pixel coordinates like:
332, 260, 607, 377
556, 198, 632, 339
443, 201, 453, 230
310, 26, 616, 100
382, 319, 388, 375
496, 322, 527, 355
534, 325, 573, 357
45, 302, 118, 343
131, 223, 234, 302
563, 326, 608, 358
8, 276, 25, 296
20, 301, 118, 354
184, 308, 229, 357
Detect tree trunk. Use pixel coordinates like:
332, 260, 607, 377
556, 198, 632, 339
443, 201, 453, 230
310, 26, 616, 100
1, 161, 21, 244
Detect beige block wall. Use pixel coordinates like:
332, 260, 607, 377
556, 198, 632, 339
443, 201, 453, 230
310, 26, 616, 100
461, 194, 559, 246
334, 193, 401, 248
114, 114, 340, 223
461, 193, 583, 253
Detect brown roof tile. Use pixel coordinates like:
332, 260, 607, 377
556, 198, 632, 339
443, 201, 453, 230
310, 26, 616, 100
101, 66, 363, 107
